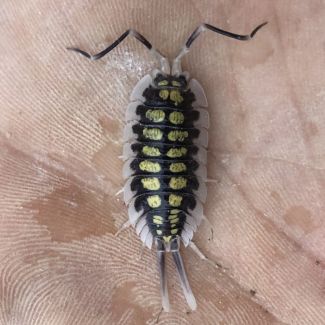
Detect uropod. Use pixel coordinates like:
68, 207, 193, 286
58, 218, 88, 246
68, 21, 267, 311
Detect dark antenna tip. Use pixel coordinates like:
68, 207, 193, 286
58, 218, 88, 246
250, 22, 268, 38
66, 47, 93, 60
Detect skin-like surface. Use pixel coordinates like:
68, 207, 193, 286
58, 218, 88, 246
0, 0, 325, 324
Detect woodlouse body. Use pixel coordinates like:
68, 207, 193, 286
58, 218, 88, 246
68, 21, 267, 311
123, 72, 209, 249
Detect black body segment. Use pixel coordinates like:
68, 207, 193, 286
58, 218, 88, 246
129, 142, 200, 160
134, 105, 200, 127
142, 86, 196, 108
124, 73, 208, 245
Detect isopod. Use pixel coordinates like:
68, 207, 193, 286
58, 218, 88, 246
68, 21, 267, 311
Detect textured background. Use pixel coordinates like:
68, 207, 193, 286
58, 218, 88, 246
1, 1, 325, 324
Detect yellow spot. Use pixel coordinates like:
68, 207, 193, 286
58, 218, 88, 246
170, 209, 180, 214
158, 80, 168, 86
171, 229, 178, 235
145, 109, 165, 123
169, 111, 184, 125
171, 224, 176, 228
141, 177, 160, 190
147, 195, 161, 208
153, 215, 163, 221
143, 128, 163, 140
153, 218, 163, 225
169, 213, 178, 220
169, 194, 183, 207
168, 130, 188, 142
169, 162, 187, 173
159, 89, 169, 100
169, 177, 187, 190
163, 235, 172, 242
156, 230, 163, 235
166, 147, 187, 158
170, 217, 179, 224
169, 90, 184, 105
139, 160, 161, 173
142, 146, 161, 157
172, 80, 181, 87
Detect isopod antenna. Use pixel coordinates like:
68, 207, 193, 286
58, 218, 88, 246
67, 29, 170, 74
172, 22, 268, 75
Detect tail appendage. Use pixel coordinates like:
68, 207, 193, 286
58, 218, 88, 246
156, 237, 197, 312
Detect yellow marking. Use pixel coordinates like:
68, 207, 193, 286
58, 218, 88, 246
159, 89, 169, 100
169, 177, 187, 190
142, 146, 161, 157
139, 160, 161, 173
170, 217, 179, 224
170, 209, 180, 214
169, 90, 184, 105
169, 162, 187, 173
168, 130, 188, 142
145, 109, 165, 123
171, 229, 178, 235
141, 177, 160, 190
158, 80, 168, 86
169, 111, 184, 125
166, 147, 187, 158
156, 230, 163, 235
143, 127, 163, 140
147, 195, 161, 208
169, 214, 178, 220
172, 80, 181, 87
153, 215, 163, 221
153, 218, 163, 225
163, 235, 172, 242
169, 194, 183, 207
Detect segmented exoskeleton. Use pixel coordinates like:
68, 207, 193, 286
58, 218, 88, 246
68, 21, 267, 311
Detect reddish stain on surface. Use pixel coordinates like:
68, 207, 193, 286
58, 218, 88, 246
305, 121, 319, 140
25, 183, 118, 242
284, 206, 317, 234
98, 115, 121, 138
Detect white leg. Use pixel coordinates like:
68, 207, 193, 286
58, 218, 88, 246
189, 241, 207, 260
189, 242, 221, 269
202, 215, 214, 241
114, 220, 131, 237
115, 188, 124, 196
